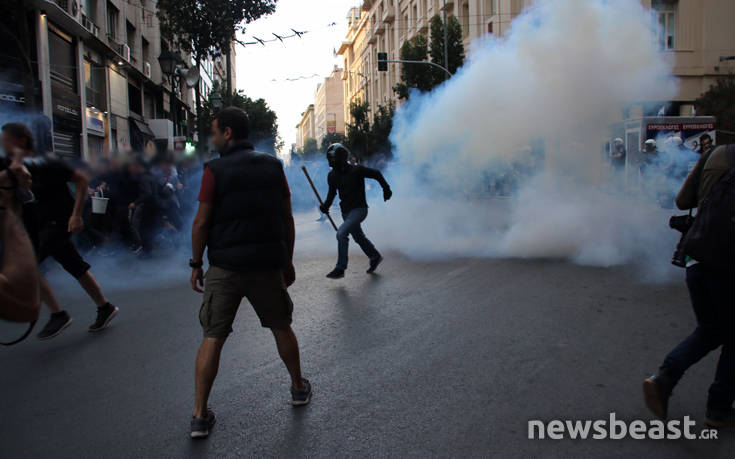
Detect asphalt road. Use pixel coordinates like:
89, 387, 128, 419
1, 214, 733, 458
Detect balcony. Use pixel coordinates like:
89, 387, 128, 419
81, 15, 100, 37
382, 7, 395, 23
374, 21, 386, 35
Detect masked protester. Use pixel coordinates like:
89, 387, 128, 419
319, 143, 392, 279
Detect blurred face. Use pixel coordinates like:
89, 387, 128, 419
210, 119, 232, 153
701, 137, 712, 151
1, 132, 26, 158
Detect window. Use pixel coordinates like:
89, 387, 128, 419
653, 1, 676, 51
106, 1, 118, 40
462, 2, 470, 38
142, 37, 150, 64
485, 0, 496, 16
126, 21, 136, 53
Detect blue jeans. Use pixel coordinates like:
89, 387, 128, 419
660, 263, 735, 409
336, 207, 380, 270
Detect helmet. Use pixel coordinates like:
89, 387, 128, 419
326, 143, 350, 168
613, 138, 624, 145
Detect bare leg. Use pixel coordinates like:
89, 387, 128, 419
77, 271, 108, 307
271, 327, 304, 389
194, 337, 226, 418
39, 276, 64, 313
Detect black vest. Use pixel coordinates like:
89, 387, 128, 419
207, 142, 288, 271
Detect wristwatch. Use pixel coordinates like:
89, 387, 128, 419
189, 259, 203, 269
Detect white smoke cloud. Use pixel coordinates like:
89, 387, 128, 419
363, 0, 682, 277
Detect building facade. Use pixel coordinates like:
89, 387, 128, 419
337, 0, 529, 125
0, 0, 232, 163
338, 0, 735, 127
296, 104, 315, 151
313, 66, 346, 147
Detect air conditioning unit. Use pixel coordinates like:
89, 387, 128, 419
121, 44, 131, 62
143, 62, 152, 78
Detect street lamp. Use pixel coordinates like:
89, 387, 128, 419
158, 50, 184, 135
210, 91, 223, 111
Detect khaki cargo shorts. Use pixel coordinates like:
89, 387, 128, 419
199, 265, 293, 338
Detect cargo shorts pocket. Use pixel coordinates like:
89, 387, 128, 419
199, 290, 214, 329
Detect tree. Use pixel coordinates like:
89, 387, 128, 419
156, 0, 277, 147
695, 77, 735, 138
345, 101, 395, 160
302, 138, 320, 159
201, 81, 282, 155
345, 100, 371, 159
429, 14, 465, 81
393, 34, 434, 100
320, 132, 347, 152
370, 104, 394, 158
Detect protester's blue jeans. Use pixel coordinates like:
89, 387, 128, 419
660, 263, 735, 409
335, 207, 380, 270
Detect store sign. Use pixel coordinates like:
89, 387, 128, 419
86, 107, 105, 133
173, 136, 186, 151
0, 93, 26, 104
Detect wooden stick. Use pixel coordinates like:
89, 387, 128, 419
301, 165, 338, 231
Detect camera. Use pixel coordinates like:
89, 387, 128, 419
669, 214, 694, 267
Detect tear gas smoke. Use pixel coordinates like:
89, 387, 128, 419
361, 0, 682, 279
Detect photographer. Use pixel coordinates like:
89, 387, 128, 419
0, 163, 40, 323
644, 143, 735, 428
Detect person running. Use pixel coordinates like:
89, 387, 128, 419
319, 143, 392, 279
188, 107, 310, 439
1, 123, 118, 340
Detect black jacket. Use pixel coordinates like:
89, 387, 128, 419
324, 164, 390, 213
206, 141, 289, 271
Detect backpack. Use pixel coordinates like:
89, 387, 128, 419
683, 145, 735, 267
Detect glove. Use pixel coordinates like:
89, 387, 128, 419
383, 188, 393, 201
319, 203, 329, 214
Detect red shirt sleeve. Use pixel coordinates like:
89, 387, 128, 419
198, 165, 216, 203
282, 169, 291, 197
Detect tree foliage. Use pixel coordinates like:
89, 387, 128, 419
393, 15, 466, 100
156, 0, 276, 59
345, 101, 394, 160
202, 82, 282, 155
320, 132, 347, 152
695, 77, 735, 136
156, 0, 276, 147
429, 14, 465, 79
393, 34, 433, 100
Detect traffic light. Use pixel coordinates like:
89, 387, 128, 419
378, 52, 387, 71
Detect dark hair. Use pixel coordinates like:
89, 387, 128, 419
2, 122, 35, 151
213, 107, 250, 140
699, 133, 712, 143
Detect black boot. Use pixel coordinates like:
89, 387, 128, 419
643, 371, 674, 419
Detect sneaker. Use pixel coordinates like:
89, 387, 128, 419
190, 409, 216, 439
643, 375, 671, 419
366, 256, 383, 274
705, 407, 735, 429
326, 268, 345, 279
291, 379, 312, 406
88, 303, 119, 332
37, 311, 73, 340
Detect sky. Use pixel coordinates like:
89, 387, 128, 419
234, 0, 358, 156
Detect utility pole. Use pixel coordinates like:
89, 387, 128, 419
443, 0, 449, 80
